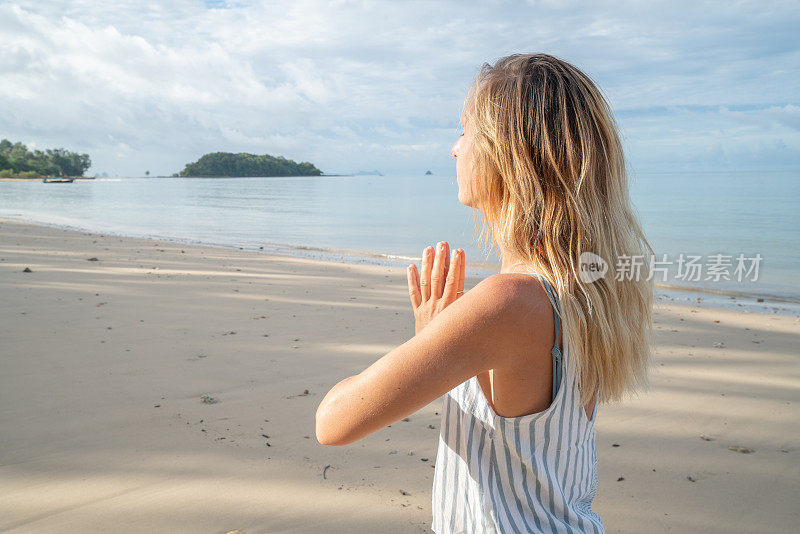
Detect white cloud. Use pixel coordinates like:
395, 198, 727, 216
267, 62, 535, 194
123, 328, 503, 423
0, 0, 797, 176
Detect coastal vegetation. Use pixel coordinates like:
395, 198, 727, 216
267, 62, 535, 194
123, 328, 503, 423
176, 152, 322, 177
0, 139, 91, 178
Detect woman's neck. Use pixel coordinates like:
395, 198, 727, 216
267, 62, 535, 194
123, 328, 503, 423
499, 250, 537, 275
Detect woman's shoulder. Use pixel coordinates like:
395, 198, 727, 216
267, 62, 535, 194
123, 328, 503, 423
478, 273, 554, 314
465, 273, 556, 340
465, 273, 562, 414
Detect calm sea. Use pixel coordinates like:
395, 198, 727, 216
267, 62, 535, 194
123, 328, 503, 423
1, 171, 798, 305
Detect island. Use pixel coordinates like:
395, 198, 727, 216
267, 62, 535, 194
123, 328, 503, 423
175, 152, 322, 177
0, 139, 91, 179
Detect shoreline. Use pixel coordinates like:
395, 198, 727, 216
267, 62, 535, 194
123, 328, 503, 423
0, 177, 96, 181
1, 214, 797, 317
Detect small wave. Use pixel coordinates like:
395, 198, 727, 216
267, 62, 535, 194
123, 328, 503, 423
654, 281, 800, 305
258, 241, 498, 271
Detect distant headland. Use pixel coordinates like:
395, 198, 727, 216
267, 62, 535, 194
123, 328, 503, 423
174, 152, 322, 177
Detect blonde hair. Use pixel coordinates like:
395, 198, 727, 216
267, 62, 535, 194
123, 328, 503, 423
463, 53, 655, 406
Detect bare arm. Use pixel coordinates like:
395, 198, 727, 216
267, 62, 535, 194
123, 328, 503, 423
315, 274, 522, 446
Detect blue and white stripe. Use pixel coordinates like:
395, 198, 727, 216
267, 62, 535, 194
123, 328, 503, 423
431, 273, 603, 533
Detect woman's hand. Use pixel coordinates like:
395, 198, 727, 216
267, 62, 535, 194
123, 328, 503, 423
407, 241, 465, 336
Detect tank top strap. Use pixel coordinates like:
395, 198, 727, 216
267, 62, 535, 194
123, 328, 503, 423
536, 275, 561, 351
528, 273, 563, 402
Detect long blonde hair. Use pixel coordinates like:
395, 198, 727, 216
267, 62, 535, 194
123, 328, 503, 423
463, 53, 655, 406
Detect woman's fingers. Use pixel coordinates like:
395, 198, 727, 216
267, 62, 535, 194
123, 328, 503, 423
420, 245, 433, 301
457, 248, 466, 298
407, 264, 422, 309
442, 248, 460, 302
430, 241, 449, 299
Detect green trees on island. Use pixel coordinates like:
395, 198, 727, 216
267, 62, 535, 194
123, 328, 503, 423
176, 152, 322, 177
0, 142, 319, 179
0, 139, 91, 178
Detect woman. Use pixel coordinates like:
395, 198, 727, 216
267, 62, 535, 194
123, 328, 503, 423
316, 53, 654, 533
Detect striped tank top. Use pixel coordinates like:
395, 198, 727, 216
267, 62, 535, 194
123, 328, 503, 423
431, 272, 604, 533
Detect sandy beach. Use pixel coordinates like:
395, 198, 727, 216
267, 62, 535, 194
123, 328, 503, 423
0, 216, 797, 533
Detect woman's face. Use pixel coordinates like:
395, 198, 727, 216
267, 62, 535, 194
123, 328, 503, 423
452, 113, 477, 208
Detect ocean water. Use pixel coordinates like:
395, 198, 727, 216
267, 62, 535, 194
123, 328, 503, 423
1, 170, 798, 305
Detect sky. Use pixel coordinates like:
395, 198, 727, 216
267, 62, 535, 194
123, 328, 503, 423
0, 0, 798, 177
